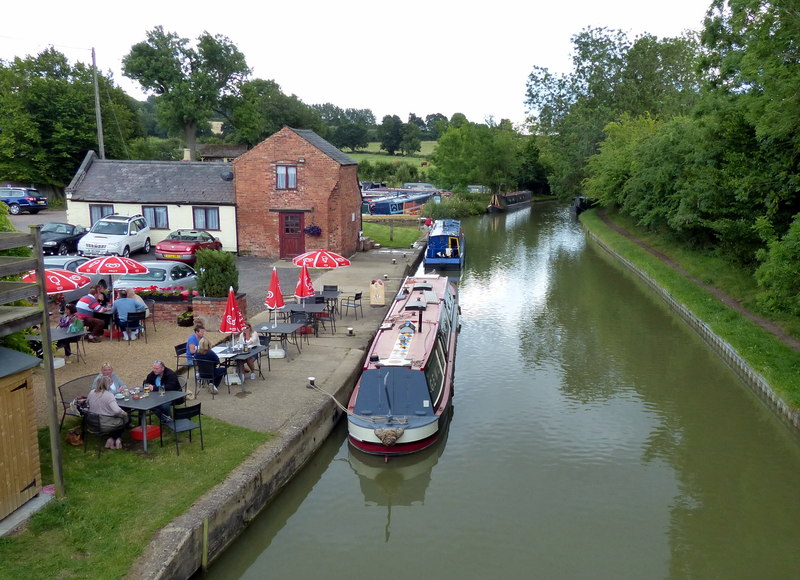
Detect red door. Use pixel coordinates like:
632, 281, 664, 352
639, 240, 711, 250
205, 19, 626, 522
280, 213, 305, 259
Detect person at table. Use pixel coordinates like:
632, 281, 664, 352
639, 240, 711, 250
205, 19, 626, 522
185, 322, 205, 366
127, 289, 151, 319
86, 375, 129, 450
239, 323, 260, 380
194, 337, 226, 394
90, 362, 127, 395
56, 303, 79, 358
144, 360, 183, 421
76, 285, 110, 343
110, 289, 146, 340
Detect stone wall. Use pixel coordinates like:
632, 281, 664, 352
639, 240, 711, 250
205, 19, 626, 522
149, 294, 248, 329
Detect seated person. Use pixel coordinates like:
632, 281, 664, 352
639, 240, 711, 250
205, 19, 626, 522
127, 289, 151, 319
90, 362, 127, 395
86, 376, 129, 450
185, 323, 205, 366
194, 337, 226, 394
110, 289, 146, 340
76, 285, 110, 342
143, 360, 183, 421
56, 304, 80, 358
239, 323, 260, 380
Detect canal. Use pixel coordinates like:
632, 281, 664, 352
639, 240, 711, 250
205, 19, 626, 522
204, 203, 800, 579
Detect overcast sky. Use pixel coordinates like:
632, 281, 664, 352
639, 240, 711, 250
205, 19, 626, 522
1, 0, 711, 127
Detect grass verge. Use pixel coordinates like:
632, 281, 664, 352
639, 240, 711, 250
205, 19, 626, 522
362, 222, 422, 249
581, 209, 800, 408
0, 417, 270, 580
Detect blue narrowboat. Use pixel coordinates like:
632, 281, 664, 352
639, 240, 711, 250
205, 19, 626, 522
362, 190, 440, 215
424, 219, 465, 270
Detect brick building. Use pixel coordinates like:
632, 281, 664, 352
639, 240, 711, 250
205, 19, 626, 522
234, 127, 362, 259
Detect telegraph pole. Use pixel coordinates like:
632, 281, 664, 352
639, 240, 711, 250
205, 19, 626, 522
91, 47, 105, 159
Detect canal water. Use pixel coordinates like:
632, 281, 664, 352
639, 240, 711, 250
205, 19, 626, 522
205, 203, 800, 579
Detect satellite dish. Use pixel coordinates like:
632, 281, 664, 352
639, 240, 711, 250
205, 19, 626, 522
220, 171, 234, 181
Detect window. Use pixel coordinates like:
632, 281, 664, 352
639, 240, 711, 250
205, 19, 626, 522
276, 165, 297, 190
89, 204, 113, 225
142, 205, 169, 229
193, 207, 220, 230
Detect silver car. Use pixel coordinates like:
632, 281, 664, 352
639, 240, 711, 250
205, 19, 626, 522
113, 260, 197, 294
43, 255, 109, 304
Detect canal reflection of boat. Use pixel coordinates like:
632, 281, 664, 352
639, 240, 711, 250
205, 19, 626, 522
486, 190, 532, 213
423, 219, 465, 270
347, 421, 449, 541
347, 275, 459, 456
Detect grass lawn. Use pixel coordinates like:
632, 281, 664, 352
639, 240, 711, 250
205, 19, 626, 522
581, 208, 800, 407
0, 417, 270, 580
362, 222, 422, 249
348, 141, 435, 167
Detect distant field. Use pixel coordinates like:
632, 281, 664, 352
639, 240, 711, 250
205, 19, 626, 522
348, 141, 436, 166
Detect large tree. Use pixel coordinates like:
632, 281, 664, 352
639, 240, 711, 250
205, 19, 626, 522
378, 114, 404, 155
122, 26, 250, 158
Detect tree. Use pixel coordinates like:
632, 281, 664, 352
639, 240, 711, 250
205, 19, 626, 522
344, 108, 375, 127
123, 26, 250, 159
377, 115, 404, 155
425, 113, 448, 139
399, 122, 422, 156
331, 123, 369, 151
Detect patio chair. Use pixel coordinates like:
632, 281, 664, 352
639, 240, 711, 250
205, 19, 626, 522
143, 299, 156, 333
258, 335, 271, 373
341, 291, 364, 319
159, 403, 204, 456
174, 343, 188, 370
117, 310, 147, 344
290, 311, 316, 343
195, 359, 226, 399
81, 412, 116, 457
58, 374, 96, 429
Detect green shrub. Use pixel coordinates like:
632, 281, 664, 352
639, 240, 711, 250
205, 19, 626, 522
195, 250, 238, 297
422, 193, 490, 219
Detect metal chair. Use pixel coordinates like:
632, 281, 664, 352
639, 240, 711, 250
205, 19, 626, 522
194, 358, 226, 399
81, 412, 115, 457
341, 291, 364, 319
118, 310, 147, 344
143, 299, 156, 332
258, 335, 271, 373
174, 343, 188, 370
58, 374, 96, 429
290, 311, 315, 343
159, 403, 203, 456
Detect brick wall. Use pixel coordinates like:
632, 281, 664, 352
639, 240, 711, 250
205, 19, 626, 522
233, 127, 361, 258
149, 294, 248, 330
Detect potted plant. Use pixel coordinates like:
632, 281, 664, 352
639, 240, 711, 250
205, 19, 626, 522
303, 224, 322, 236
177, 309, 194, 327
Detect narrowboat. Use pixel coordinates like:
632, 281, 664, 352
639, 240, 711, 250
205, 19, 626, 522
347, 275, 459, 456
362, 190, 440, 215
486, 190, 532, 213
424, 219, 465, 270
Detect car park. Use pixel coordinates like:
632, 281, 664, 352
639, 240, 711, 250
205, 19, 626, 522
77, 214, 151, 258
0, 186, 49, 214
42, 255, 109, 303
40, 222, 87, 255
154, 229, 222, 264
113, 260, 198, 293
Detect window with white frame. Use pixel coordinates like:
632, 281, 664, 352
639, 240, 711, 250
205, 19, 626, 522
142, 205, 169, 229
276, 165, 297, 190
192, 206, 220, 230
89, 204, 114, 225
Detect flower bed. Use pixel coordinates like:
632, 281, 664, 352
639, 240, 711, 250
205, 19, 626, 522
133, 286, 198, 301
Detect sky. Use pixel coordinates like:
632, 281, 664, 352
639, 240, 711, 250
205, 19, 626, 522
1, 0, 712, 128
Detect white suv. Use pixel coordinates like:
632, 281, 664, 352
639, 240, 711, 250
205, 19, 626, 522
77, 214, 151, 258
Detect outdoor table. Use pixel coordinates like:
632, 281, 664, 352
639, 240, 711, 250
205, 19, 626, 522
254, 321, 304, 360
315, 290, 341, 312
118, 390, 186, 452
26, 328, 88, 364
213, 344, 267, 382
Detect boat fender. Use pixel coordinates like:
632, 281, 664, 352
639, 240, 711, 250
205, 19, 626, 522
375, 427, 404, 446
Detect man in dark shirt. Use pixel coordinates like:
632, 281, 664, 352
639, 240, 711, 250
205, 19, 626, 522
143, 360, 183, 420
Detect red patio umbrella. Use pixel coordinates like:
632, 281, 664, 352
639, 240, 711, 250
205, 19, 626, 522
292, 249, 351, 269
22, 269, 92, 295
76, 255, 149, 297
295, 263, 315, 304
219, 286, 247, 344
264, 267, 285, 326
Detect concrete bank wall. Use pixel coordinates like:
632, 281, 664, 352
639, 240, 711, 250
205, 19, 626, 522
586, 231, 800, 431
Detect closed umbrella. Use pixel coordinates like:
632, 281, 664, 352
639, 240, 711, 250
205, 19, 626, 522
22, 269, 92, 295
264, 267, 285, 327
292, 249, 351, 269
219, 286, 247, 346
295, 263, 315, 306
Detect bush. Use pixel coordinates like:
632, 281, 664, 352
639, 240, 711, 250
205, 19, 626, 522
195, 250, 238, 297
422, 193, 490, 219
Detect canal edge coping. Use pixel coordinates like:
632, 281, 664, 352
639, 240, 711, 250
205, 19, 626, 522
586, 229, 800, 432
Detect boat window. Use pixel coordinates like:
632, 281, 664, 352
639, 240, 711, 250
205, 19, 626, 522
425, 339, 446, 404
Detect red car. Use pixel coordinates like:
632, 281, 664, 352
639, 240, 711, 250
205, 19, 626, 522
154, 230, 222, 264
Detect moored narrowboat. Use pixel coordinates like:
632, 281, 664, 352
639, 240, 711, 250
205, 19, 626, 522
486, 190, 532, 213
424, 219, 465, 270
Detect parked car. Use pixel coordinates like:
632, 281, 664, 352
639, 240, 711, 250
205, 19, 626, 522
42, 255, 108, 304
113, 260, 197, 294
77, 214, 151, 258
154, 229, 222, 264
40, 222, 87, 255
0, 186, 48, 214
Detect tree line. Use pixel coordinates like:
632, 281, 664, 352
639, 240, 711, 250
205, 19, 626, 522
526, 0, 800, 319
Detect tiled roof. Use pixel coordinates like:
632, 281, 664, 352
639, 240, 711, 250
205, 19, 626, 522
292, 129, 357, 166
66, 151, 235, 205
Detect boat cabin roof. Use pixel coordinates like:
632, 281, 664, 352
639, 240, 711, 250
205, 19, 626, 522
429, 219, 462, 238
353, 367, 434, 417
